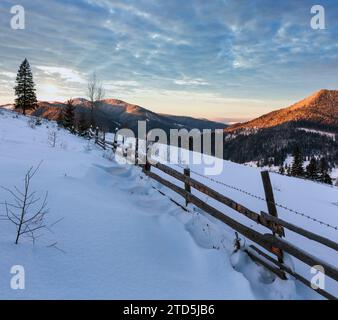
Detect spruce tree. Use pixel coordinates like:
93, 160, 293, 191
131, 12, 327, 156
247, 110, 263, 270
62, 99, 75, 132
322, 173, 332, 185
76, 112, 90, 136
14, 59, 37, 115
286, 165, 291, 176
306, 158, 319, 180
291, 146, 304, 177
318, 157, 332, 185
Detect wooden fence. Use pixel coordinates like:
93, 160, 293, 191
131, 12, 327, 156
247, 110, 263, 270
89, 129, 338, 300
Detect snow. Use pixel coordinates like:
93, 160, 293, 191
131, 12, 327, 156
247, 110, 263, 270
0, 110, 254, 299
147, 143, 338, 299
297, 128, 336, 141
0, 110, 336, 299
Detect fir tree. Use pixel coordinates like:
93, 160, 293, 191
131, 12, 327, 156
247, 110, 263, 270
306, 157, 319, 180
279, 165, 285, 174
291, 146, 304, 177
14, 59, 37, 115
318, 157, 332, 185
286, 165, 291, 176
76, 112, 90, 136
62, 99, 75, 132
322, 173, 332, 185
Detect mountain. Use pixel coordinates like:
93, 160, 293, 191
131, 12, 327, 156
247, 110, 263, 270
2, 98, 227, 133
222, 90, 338, 165
226, 89, 338, 133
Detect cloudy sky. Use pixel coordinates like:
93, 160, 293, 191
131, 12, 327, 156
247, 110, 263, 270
0, 0, 337, 122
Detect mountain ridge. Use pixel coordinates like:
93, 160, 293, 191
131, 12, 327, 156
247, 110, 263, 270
1, 98, 228, 133
221, 89, 338, 165
226, 89, 338, 133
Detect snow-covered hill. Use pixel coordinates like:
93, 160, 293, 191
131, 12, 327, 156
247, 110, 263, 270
0, 110, 336, 299
226, 89, 338, 133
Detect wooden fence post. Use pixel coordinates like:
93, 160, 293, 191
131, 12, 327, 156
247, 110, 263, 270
261, 171, 278, 218
142, 145, 151, 173
184, 167, 191, 207
261, 171, 286, 269
102, 131, 106, 150
143, 159, 151, 173
95, 127, 99, 143
135, 138, 139, 165
112, 131, 118, 151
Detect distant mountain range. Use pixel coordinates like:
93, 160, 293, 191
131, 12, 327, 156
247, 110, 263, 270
1, 89, 337, 166
13, 98, 228, 133
226, 89, 338, 133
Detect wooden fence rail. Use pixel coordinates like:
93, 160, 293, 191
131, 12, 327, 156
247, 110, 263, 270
91, 130, 338, 300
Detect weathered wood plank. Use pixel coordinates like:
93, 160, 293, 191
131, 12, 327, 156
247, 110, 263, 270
145, 170, 282, 259
261, 212, 338, 252
261, 171, 278, 218
145, 169, 338, 282
153, 162, 282, 235
184, 168, 191, 207
265, 234, 338, 281
247, 245, 337, 300
245, 249, 287, 280
260, 171, 285, 274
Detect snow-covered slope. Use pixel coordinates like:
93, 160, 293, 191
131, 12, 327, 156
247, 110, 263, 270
226, 89, 338, 133
151, 144, 338, 299
0, 110, 335, 299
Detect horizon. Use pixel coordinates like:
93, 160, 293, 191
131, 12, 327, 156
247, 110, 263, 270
1, 0, 338, 122
1, 96, 255, 124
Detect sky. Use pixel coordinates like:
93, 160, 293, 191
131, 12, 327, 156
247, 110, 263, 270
0, 0, 337, 122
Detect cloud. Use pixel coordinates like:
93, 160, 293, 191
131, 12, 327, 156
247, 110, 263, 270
0, 71, 16, 79
174, 77, 209, 86
36, 66, 86, 84
149, 33, 190, 46
0, 0, 337, 117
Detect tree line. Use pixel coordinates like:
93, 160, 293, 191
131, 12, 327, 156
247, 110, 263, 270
279, 146, 333, 185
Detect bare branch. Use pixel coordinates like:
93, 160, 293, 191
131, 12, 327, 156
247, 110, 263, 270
1, 163, 49, 244
87, 72, 105, 127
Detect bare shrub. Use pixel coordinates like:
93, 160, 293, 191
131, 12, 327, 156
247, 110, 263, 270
103, 149, 115, 161
27, 118, 36, 129
87, 73, 105, 126
1, 163, 49, 244
48, 130, 58, 148
83, 140, 94, 152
